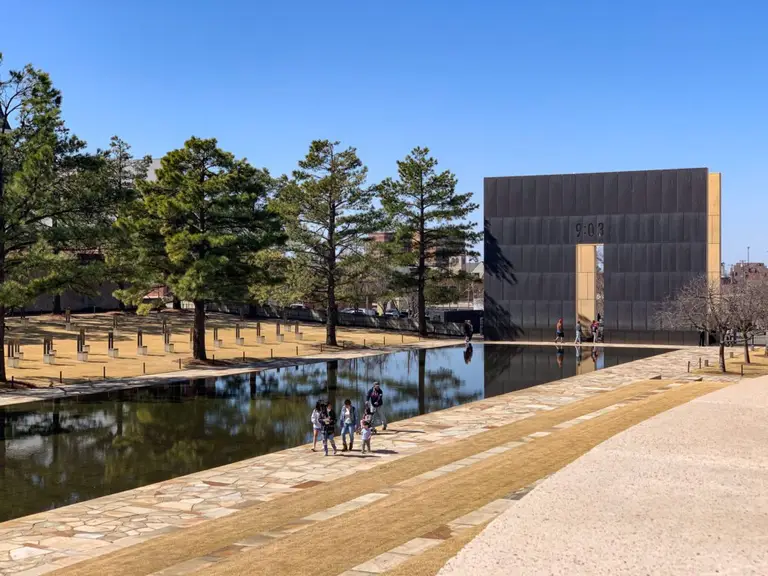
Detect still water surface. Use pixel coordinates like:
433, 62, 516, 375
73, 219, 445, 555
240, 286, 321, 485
0, 344, 664, 521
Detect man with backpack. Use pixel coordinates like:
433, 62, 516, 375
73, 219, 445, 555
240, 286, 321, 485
366, 381, 386, 431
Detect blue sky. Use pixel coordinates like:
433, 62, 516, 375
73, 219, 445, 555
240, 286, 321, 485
4, 0, 766, 266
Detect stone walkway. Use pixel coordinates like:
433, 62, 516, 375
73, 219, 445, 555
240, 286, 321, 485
439, 373, 768, 575
0, 346, 733, 575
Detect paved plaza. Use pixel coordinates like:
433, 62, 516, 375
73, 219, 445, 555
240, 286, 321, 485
440, 374, 768, 575
0, 345, 737, 575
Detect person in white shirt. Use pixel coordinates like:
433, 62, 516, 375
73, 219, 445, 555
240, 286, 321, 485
310, 401, 323, 452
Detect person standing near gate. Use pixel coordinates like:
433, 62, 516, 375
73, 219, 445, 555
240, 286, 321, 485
555, 318, 565, 344
366, 381, 386, 431
463, 320, 473, 343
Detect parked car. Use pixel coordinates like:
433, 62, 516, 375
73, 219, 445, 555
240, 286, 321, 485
288, 303, 307, 310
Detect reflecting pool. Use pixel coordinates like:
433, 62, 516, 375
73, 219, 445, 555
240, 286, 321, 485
0, 343, 665, 521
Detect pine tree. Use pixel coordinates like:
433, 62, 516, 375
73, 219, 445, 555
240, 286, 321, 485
0, 55, 111, 381
100, 136, 152, 311
115, 137, 284, 360
274, 140, 382, 346
378, 147, 480, 336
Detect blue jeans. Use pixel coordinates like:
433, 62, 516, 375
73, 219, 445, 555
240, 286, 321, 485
341, 423, 355, 445
322, 431, 337, 454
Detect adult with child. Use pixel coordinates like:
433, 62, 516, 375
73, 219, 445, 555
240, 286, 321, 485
339, 398, 358, 451
366, 381, 386, 430
321, 401, 338, 456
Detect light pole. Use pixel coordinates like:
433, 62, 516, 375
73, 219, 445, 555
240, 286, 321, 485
747, 246, 750, 264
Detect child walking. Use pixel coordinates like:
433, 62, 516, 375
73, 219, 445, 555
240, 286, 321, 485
361, 421, 373, 454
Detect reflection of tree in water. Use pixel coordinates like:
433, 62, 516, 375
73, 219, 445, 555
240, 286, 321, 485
0, 346, 481, 522
0, 399, 125, 521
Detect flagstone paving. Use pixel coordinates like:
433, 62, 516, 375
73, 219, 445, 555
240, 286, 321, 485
0, 346, 734, 575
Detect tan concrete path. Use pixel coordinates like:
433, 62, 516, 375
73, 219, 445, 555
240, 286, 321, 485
0, 347, 732, 575
440, 374, 768, 576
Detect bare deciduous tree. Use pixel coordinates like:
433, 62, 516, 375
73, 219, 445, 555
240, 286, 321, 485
659, 275, 768, 371
725, 278, 768, 364
657, 276, 731, 372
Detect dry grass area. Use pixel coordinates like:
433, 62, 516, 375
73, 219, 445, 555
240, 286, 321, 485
694, 346, 768, 377
384, 523, 489, 576
53, 377, 729, 576
1, 311, 421, 388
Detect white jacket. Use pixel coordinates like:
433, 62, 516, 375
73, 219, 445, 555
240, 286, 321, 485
311, 409, 322, 429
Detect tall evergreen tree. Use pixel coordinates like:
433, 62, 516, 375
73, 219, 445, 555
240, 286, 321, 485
0, 55, 110, 381
274, 140, 381, 346
378, 147, 480, 336
100, 136, 151, 311
115, 137, 284, 360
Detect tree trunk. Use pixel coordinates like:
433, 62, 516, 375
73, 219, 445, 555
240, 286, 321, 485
743, 331, 751, 364
417, 207, 427, 337
53, 294, 62, 315
718, 340, 726, 373
0, 158, 5, 382
417, 271, 427, 337
0, 304, 5, 383
193, 300, 207, 360
326, 252, 338, 346
172, 297, 181, 310
326, 297, 337, 346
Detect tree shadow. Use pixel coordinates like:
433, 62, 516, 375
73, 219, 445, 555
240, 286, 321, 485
484, 219, 516, 285
484, 220, 524, 340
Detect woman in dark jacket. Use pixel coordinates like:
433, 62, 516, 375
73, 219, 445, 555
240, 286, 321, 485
321, 402, 338, 456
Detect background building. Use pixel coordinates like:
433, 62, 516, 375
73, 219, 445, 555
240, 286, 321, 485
484, 168, 721, 343
728, 262, 768, 284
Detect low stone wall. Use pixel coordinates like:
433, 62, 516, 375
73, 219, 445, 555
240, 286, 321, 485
241, 304, 466, 337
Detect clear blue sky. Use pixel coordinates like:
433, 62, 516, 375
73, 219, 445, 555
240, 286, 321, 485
4, 0, 766, 266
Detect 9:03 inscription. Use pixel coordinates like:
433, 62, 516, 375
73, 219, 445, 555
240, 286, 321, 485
575, 221, 604, 239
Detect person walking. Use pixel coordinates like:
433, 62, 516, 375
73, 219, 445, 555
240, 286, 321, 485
321, 402, 338, 456
361, 421, 373, 454
575, 321, 583, 345
310, 401, 323, 452
591, 319, 599, 344
555, 318, 564, 344
366, 382, 387, 430
463, 320, 473, 343
339, 398, 357, 452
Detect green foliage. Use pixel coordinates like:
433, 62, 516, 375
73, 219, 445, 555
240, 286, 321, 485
337, 252, 393, 309
378, 147, 480, 334
115, 136, 284, 359
0, 55, 120, 378
274, 140, 383, 345
248, 249, 314, 308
